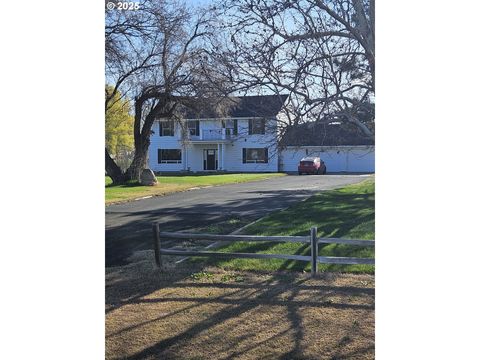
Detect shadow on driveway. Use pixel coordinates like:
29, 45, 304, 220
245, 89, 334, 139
106, 188, 312, 267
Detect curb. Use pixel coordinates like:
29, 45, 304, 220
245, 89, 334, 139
106, 175, 285, 207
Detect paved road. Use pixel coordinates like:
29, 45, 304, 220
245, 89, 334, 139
105, 174, 370, 267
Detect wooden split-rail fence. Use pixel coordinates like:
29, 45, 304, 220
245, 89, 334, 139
152, 223, 374, 276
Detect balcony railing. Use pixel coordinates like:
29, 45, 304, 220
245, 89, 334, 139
197, 128, 234, 141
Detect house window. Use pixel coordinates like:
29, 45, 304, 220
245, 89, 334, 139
159, 120, 174, 136
248, 118, 265, 135
187, 120, 199, 136
242, 148, 268, 163
222, 119, 238, 135
158, 149, 182, 164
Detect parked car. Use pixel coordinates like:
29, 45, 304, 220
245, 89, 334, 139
298, 157, 327, 175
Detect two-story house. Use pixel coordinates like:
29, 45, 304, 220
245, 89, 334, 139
148, 95, 288, 173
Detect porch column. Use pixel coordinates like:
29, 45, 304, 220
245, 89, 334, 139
221, 143, 225, 171
217, 143, 220, 170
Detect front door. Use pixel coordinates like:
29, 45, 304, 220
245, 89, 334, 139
204, 149, 217, 170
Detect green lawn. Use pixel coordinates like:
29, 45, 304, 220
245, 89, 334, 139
193, 178, 375, 273
105, 173, 285, 204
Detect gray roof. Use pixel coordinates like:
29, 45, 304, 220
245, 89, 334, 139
184, 95, 288, 119
282, 122, 374, 146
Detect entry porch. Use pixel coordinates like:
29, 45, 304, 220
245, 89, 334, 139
184, 141, 229, 172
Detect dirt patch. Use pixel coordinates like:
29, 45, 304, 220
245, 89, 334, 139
106, 251, 374, 360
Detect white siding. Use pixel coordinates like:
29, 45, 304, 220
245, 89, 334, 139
185, 144, 203, 172
148, 119, 374, 174
148, 118, 279, 172
222, 142, 278, 172
281, 146, 375, 173
224, 118, 278, 172
148, 121, 184, 172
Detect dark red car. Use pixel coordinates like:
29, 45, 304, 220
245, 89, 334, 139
298, 157, 327, 175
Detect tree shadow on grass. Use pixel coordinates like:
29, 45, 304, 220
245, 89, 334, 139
105, 180, 142, 189
106, 180, 375, 358
106, 261, 374, 360
183, 189, 374, 273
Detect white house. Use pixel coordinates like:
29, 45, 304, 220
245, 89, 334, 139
148, 95, 287, 173
148, 95, 375, 173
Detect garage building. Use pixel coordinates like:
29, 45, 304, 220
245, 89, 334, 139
278, 122, 374, 173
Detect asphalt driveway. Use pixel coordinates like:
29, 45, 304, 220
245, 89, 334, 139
106, 174, 370, 267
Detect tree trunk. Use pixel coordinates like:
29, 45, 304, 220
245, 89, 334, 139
124, 92, 170, 181
105, 148, 127, 184
126, 144, 149, 181
126, 151, 147, 181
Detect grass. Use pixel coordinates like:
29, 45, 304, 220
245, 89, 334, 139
106, 264, 374, 360
105, 173, 285, 204
199, 216, 250, 235
105, 179, 375, 358
192, 179, 375, 274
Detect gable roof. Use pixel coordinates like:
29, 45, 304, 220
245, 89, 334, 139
184, 95, 288, 119
281, 122, 374, 146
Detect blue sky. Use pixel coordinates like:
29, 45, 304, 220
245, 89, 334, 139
184, 0, 213, 8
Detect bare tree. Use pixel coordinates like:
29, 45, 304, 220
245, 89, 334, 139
105, 0, 164, 183
105, 0, 231, 184
213, 0, 375, 139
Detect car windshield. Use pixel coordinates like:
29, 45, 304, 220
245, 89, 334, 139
300, 161, 314, 166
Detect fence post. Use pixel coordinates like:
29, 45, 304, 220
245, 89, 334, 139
152, 222, 162, 269
310, 226, 318, 277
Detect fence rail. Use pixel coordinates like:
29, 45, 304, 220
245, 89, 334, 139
152, 223, 374, 276
157, 231, 309, 243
